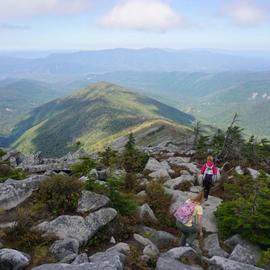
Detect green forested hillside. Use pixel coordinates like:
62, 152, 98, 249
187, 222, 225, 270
0, 79, 60, 135
11, 82, 194, 156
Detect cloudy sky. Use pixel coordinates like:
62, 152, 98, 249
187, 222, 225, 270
0, 0, 269, 50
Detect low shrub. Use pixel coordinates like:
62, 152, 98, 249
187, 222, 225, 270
4, 207, 56, 252
0, 162, 27, 182
85, 177, 138, 217
0, 148, 6, 157
71, 156, 96, 177
175, 181, 193, 192
145, 181, 175, 229
216, 172, 270, 247
35, 175, 83, 215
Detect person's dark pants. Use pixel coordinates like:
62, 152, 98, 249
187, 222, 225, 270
203, 175, 213, 200
176, 220, 198, 246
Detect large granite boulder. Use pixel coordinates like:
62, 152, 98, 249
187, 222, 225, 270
1, 150, 24, 167
0, 175, 46, 210
135, 225, 178, 249
0, 248, 30, 270
204, 234, 229, 258
224, 234, 261, 262
149, 169, 171, 180
167, 156, 192, 166
77, 191, 110, 213
229, 244, 256, 265
208, 256, 264, 270
143, 158, 163, 174
138, 203, 158, 222
156, 255, 203, 270
50, 238, 79, 261
36, 208, 117, 245
164, 175, 195, 189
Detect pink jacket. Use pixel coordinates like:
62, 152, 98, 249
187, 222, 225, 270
201, 160, 218, 175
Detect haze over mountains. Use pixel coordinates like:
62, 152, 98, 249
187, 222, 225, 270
1, 49, 270, 80
0, 48, 270, 150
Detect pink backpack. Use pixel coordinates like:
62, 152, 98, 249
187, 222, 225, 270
174, 200, 195, 224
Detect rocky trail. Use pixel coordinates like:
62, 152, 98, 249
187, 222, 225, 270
0, 141, 268, 270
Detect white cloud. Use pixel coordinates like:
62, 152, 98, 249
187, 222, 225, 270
99, 0, 186, 32
0, 0, 92, 18
223, 1, 267, 26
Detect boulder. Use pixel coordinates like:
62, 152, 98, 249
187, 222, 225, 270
247, 168, 259, 179
0, 175, 46, 210
224, 234, 261, 262
143, 158, 162, 174
138, 203, 158, 222
203, 234, 229, 258
36, 208, 117, 245
50, 238, 79, 261
167, 156, 191, 166
156, 255, 203, 270
229, 244, 256, 265
60, 253, 77, 263
165, 246, 200, 262
208, 256, 264, 270
134, 233, 153, 246
177, 163, 199, 174
235, 166, 244, 175
190, 186, 203, 193
97, 169, 107, 181
71, 253, 89, 264
1, 150, 23, 167
106, 243, 130, 255
143, 244, 159, 258
77, 191, 110, 213
149, 169, 171, 180
20, 152, 43, 167
88, 169, 98, 180
166, 189, 222, 233
136, 190, 147, 197
0, 248, 30, 270
164, 175, 195, 189
135, 226, 178, 249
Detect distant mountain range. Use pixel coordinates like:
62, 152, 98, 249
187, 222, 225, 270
0, 79, 62, 136
0, 49, 270, 79
7, 82, 194, 157
76, 70, 270, 137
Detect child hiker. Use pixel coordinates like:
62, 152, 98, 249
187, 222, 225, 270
175, 192, 204, 247
200, 155, 217, 200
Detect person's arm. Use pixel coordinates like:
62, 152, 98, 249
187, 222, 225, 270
200, 164, 206, 174
197, 214, 203, 237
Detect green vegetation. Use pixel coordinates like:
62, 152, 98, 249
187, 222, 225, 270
71, 156, 97, 177
0, 162, 27, 182
216, 172, 270, 248
35, 175, 83, 215
10, 82, 193, 157
0, 79, 60, 136
0, 148, 6, 157
85, 176, 138, 217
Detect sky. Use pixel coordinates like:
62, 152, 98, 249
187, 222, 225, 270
0, 0, 270, 51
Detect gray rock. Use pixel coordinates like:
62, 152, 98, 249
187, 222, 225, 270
59, 253, 77, 263
134, 226, 178, 249
208, 256, 264, 270
204, 234, 229, 258
134, 233, 153, 246
165, 247, 199, 261
164, 175, 195, 189
224, 234, 261, 262
97, 169, 107, 181
50, 238, 79, 261
110, 236, 116, 244
0, 175, 46, 210
0, 248, 30, 270
1, 150, 23, 167
77, 191, 110, 213
71, 253, 89, 264
167, 156, 192, 166
190, 186, 203, 193
166, 189, 222, 233
106, 243, 130, 255
138, 203, 158, 222
229, 244, 256, 265
235, 166, 244, 175
37, 208, 117, 245
156, 255, 203, 270
136, 190, 147, 197
143, 244, 159, 258
143, 157, 162, 174
20, 152, 43, 167
176, 163, 199, 174
149, 169, 171, 180
247, 168, 259, 179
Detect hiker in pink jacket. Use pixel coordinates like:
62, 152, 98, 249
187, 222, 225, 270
200, 156, 217, 200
